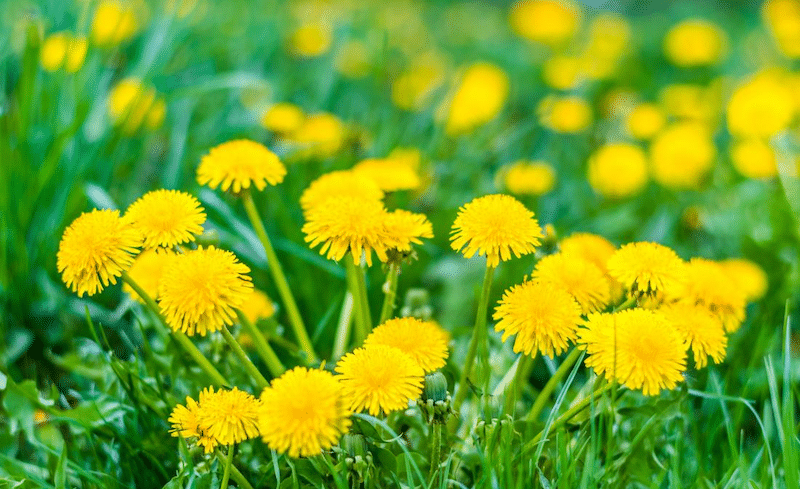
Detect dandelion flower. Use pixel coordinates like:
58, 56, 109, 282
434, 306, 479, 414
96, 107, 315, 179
606, 242, 685, 297
579, 309, 687, 395
664, 19, 728, 67
300, 171, 384, 214
288, 113, 346, 158
626, 103, 665, 140
40, 32, 68, 72
364, 318, 449, 372
336, 345, 424, 415
158, 246, 253, 336
92, 0, 139, 46
559, 233, 616, 273
445, 62, 509, 135
261, 103, 305, 134
587, 143, 649, 199
730, 139, 778, 179
57, 209, 141, 297
538, 96, 592, 134
650, 122, 716, 189
353, 158, 421, 192
659, 303, 727, 368
533, 252, 611, 313
384, 210, 434, 253
493, 280, 582, 358
509, 0, 581, 46
108, 78, 163, 134
197, 139, 287, 193
501, 161, 556, 196
197, 387, 261, 446
238, 289, 276, 323
125, 189, 206, 248
259, 367, 351, 458
727, 72, 796, 139
289, 23, 333, 58
302, 196, 391, 266
169, 393, 217, 453
678, 258, 747, 332
122, 249, 176, 302
720, 258, 768, 302
450, 194, 543, 268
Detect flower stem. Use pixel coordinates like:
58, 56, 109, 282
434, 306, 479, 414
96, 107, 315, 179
345, 254, 371, 345
241, 191, 317, 363
333, 291, 354, 359
452, 265, 496, 413
219, 444, 233, 489
503, 354, 533, 418
236, 310, 285, 378
525, 348, 581, 422
216, 449, 254, 489
220, 325, 269, 390
428, 422, 443, 485
121, 272, 228, 387
378, 261, 401, 325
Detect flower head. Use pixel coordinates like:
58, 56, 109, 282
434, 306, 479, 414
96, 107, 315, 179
336, 345, 424, 415
353, 158, 421, 192
720, 258, 768, 302
730, 139, 777, 179
579, 309, 687, 395
57, 209, 141, 297
559, 233, 616, 273
261, 103, 305, 134
509, 0, 581, 46
445, 62, 509, 135
650, 122, 716, 189
538, 96, 592, 133
587, 143, 649, 199
302, 196, 391, 266
108, 78, 164, 133
384, 210, 434, 253
197, 387, 261, 446
494, 280, 582, 358
533, 253, 611, 313
158, 246, 253, 336
626, 103, 665, 140
239, 289, 276, 324
677, 258, 747, 332
169, 392, 217, 453
125, 189, 206, 248
450, 194, 543, 268
664, 19, 728, 67
197, 140, 286, 193
122, 249, 176, 302
607, 242, 685, 298
92, 0, 139, 46
300, 171, 384, 214
658, 302, 727, 369
259, 367, 352, 458
287, 113, 345, 158
364, 318, 449, 372
727, 72, 796, 139
501, 161, 556, 196
40, 32, 87, 73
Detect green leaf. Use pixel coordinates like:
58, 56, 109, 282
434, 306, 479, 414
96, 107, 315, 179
53, 446, 67, 489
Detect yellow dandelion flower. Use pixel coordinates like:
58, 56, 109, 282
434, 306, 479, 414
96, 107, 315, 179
261, 103, 305, 134
650, 122, 716, 189
158, 246, 253, 336
445, 62, 509, 135
122, 249, 176, 302
364, 318, 449, 372
659, 83, 717, 122
124, 189, 206, 248
450, 194, 543, 268
352, 158, 421, 192
259, 367, 351, 458
559, 233, 616, 273
538, 96, 592, 134
197, 387, 261, 446
336, 345, 425, 415
763, 0, 800, 58
384, 210, 434, 253
533, 252, 611, 314
108, 78, 161, 134
677, 258, 747, 332
579, 309, 687, 395
197, 139, 287, 193
238, 289, 276, 324
64, 36, 88, 73
289, 23, 332, 58
542, 56, 583, 91
626, 103, 665, 140
659, 302, 727, 369
299, 171, 384, 214
730, 139, 778, 179
502, 161, 556, 196
727, 72, 796, 139
392, 53, 447, 111
664, 19, 728, 67
720, 258, 768, 302
168, 388, 217, 453
57, 209, 141, 297
606, 242, 685, 297
509, 0, 581, 46
40, 32, 69, 72
302, 196, 390, 266
584, 13, 631, 62
335, 40, 371, 79
493, 280, 582, 358
587, 143, 649, 199
288, 113, 346, 158
92, 0, 140, 46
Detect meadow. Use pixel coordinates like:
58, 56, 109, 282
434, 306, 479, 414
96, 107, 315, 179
2, 0, 800, 487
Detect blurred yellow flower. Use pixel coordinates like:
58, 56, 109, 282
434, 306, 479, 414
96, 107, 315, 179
197, 139, 286, 193
300, 170, 384, 214
509, 0, 581, 46
730, 139, 778, 179
336, 345, 424, 416
261, 103, 305, 135
288, 112, 346, 158
364, 318, 449, 372
664, 19, 728, 67
108, 78, 165, 133
289, 23, 332, 58
762, 0, 800, 58
335, 40, 370, 79
626, 103, 665, 140
57, 209, 141, 297
584, 13, 631, 62
727, 73, 796, 139
158, 246, 253, 336
92, 0, 140, 46
607, 242, 685, 298
559, 233, 615, 273
450, 194, 543, 268
501, 161, 556, 196
677, 258, 747, 332
539, 96, 592, 133
122, 249, 176, 303
125, 189, 206, 248
587, 143, 648, 199
353, 158, 421, 192
659, 84, 717, 122
238, 289, 276, 324
542, 56, 583, 90
384, 210, 434, 253
659, 302, 727, 369
579, 309, 686, 395
494, 279, 582, 358
392, 52, 447, 111
650, 122, 716, 189
533, 252, 611, 314
40, 33, 87, 73
259, 367, 351, 458
720, 258, 768, 303
445, 62, 509, 135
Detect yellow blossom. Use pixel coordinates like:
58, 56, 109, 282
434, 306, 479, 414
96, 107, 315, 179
587, 143, 649, 199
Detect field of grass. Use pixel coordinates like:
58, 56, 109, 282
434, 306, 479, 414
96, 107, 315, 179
2, 0, 800, 488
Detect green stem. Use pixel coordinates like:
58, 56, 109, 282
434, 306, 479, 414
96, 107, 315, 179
523, 382, 616, 454
241, 191, 317, 363
452, 265, 495, 413
428, 422, 443, 485
526, 348, 582, 422
503, 354, 533, 418
236, 310, 286, 377
614, 296, 637, 312
121, 272, 228, 387
345, 255, 371, 345
378, 261, 401, 325
333, 292, 354, 359
215, 449, 255, 489
219, 445, 234, 489
354, 258, 372, 333
220, 326, 269, 390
